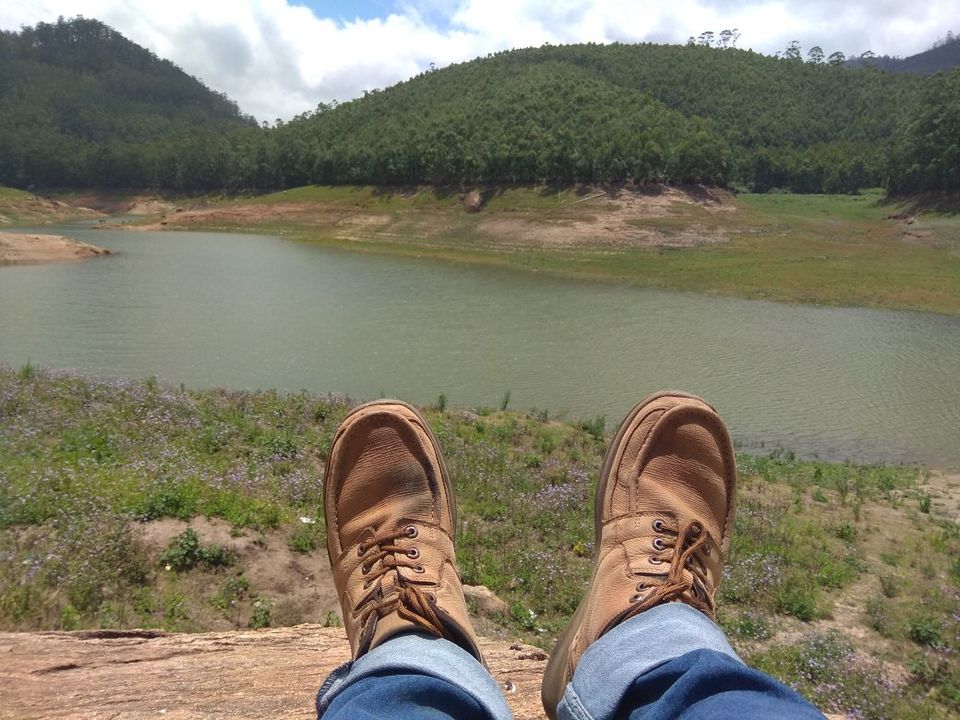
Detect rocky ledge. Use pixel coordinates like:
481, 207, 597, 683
0, 625, 548, 719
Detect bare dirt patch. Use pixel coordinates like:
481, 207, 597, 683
0, 232, 110, 265
476, 186, 738, 248
920, 471, 960, 522
140, 517, 340, 628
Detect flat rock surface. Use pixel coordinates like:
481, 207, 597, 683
0, 625, 548, 719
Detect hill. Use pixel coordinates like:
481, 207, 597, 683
849, 33, 960, 74
269, 43, 919, 194
0, 17, 254, 188
0, 19, 956, 194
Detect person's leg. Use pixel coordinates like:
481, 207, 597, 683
542, 391, 825, 720
317, 633, 510, 720
318, 400, 512, 720
558, 604, 824, 719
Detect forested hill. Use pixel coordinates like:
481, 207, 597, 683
1, 18, 957, 194
0, 17, 254, 187
269, 43, 955, 194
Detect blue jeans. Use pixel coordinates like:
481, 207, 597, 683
316, 603, 825, 719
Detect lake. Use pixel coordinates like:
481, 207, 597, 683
2, 227, 959, 469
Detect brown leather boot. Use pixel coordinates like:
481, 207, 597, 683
323, 400, 484, 663
541, 391, 737, 718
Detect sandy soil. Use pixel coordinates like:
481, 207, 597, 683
476, 186, 736, 249
132, 185, 740, 250
0, 232, 110, 265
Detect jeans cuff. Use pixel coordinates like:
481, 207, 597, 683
559, 602, 742, 720
315, 632, 513, 719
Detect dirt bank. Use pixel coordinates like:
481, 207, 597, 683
0, 232, 110, 265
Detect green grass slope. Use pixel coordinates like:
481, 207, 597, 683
1, 366, 958, 718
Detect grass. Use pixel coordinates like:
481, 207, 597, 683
0, 186, 32, 202
140, 184, 960, 316
1, 365, 958, 717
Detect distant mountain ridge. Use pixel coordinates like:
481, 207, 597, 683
848, 33, 960, 74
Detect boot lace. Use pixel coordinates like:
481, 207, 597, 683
354, 525, 444, 637
617, 519, 714, 625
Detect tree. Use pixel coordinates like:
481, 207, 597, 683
783, 40, 802, 62
698, 31, 715, 47
827, 51, 846, 66
719, 30, 732, 48
807, 46, 824, 64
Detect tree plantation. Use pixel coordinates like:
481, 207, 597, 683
1, 17, 957, 194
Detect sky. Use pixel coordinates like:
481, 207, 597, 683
2, 1, 958, 122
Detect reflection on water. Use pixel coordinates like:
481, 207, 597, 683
2, 227, 959, 469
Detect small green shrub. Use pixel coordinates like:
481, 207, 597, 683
865, 595, 895, 637
578, 415, 605, 442
249, 595, 272, 629
159, 529, 236, 571
919, 494, 932, 514
908, 617, 941, 647
812, 488, 828, 503
835, 522, 857, 542
776, 581, 817, 621
288, 522, 319, 554
522, 453, 542, 469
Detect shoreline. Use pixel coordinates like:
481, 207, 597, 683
0, 231, 110, 265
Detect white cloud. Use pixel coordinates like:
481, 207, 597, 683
1, 0, 958, 121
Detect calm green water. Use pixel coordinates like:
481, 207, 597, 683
2, 227, 959, 469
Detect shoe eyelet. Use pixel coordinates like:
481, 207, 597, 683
363, 579, 371, 589
406, 547, 420, 559
649, 557, 663, 565
414, 564, 425, 573
357, 544, 366, 556
652, 519, 666, 532
652, 537, 665, 551
361, 563, 371, 575
690, 523, 702, 536
629, 592, 644, 603
635, 581, 646, 592
404, 526, 418, 538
